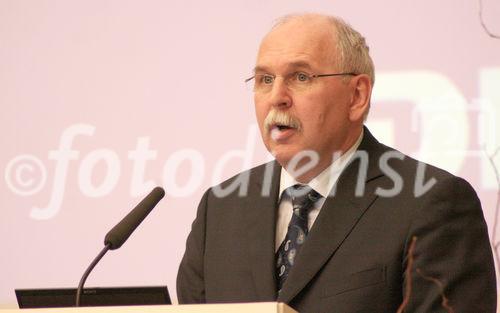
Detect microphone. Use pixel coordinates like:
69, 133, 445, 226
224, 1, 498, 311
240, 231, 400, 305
104, 187, 165, 249
75, 187, 166, 307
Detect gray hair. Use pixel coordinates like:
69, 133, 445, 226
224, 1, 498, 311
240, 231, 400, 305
272, 13, 375, 85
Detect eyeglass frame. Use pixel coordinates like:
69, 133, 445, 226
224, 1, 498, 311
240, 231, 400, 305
244, 71, 358, 92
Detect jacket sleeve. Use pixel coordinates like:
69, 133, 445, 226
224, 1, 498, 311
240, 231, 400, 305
176, 189, 210, 304
403, 176, 496, 312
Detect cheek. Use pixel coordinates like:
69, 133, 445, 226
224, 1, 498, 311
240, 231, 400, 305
300, 97, 347, 136
298, 95, 332, 127
254, 94, 264, 116
254, 99, 268, 133
254, 104, 266, 124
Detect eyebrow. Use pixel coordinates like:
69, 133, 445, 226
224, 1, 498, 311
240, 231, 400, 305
253, 61, 314, 74
286, 61, 314, 71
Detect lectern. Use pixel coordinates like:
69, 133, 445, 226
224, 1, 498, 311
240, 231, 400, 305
0, 302, 297, 313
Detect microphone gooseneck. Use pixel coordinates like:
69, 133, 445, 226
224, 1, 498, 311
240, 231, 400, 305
75, 244, 110, 307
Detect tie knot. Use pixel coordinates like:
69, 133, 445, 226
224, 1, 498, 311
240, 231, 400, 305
287, 184, 321, 217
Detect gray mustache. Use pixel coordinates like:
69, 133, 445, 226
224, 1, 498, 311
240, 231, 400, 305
264, 110, 302, 131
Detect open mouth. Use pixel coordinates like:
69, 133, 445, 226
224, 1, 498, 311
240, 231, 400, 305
276, 124, 293, 131
270, 123, 297, 141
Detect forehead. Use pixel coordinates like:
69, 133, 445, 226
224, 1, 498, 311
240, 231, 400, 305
256, 19, 338, 72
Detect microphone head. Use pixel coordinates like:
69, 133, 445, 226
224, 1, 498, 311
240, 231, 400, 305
104, 187, 165, 250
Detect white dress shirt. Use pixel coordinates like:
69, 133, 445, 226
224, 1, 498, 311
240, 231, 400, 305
275, 131, 364, 251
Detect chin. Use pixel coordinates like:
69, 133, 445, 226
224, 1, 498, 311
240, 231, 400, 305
271, 152, 290, 168
267, 145, 288, 164
269, 146, 304, 168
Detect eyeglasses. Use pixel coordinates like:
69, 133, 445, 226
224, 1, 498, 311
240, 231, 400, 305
244, 71, 358, 93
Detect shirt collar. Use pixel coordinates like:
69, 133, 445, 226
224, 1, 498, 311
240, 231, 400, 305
279, 129, 364, 198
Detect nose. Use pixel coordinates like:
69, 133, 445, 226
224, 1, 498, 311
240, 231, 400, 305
268, 77, 292, 109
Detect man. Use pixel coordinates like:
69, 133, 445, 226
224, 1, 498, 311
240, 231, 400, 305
177, 14, 496, 313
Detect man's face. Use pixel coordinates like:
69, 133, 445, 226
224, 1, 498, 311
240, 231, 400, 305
254, 19, 357, 170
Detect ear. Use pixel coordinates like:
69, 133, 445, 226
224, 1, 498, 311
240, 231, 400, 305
348, 74, 372, 122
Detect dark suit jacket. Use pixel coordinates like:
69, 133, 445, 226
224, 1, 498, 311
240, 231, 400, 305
177, 128, 496, 313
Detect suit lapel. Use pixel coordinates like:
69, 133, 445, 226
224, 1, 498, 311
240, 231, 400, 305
246, 161, 281, 300
277, 128, 386, 303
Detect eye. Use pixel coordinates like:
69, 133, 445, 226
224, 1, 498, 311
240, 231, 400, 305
295, 72, 311, 82
259, 74, 274, 85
